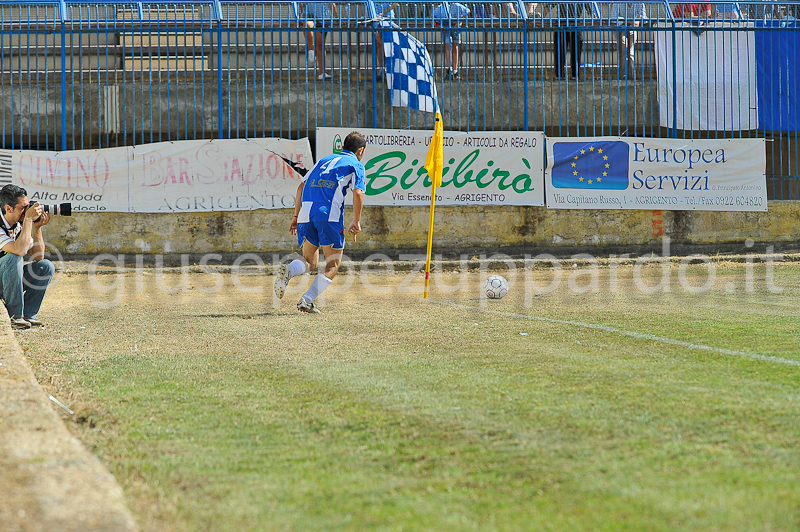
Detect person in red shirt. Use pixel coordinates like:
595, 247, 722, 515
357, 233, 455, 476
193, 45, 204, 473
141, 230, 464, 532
672, 3, 713, 18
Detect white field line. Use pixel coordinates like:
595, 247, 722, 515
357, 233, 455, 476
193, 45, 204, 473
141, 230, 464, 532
439, 302, 800, 367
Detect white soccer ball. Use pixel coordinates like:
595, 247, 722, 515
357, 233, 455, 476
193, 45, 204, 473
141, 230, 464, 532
484, 275, 509, 299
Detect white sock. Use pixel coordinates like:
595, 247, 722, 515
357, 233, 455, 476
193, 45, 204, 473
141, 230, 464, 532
288, 259, 307, 278
302, 274, 332, 303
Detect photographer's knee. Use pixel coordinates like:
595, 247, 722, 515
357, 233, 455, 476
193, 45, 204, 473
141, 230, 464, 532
37, 259, 55, 280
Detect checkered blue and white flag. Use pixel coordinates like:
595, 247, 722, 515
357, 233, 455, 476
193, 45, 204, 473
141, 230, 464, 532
380, 22, 439, 113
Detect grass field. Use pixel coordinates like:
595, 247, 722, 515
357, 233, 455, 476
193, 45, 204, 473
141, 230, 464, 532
19, 259, 800, 532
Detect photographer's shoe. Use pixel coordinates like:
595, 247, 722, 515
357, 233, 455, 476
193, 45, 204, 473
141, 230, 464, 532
274, 263, 291, 299
11, 318, 31, 330
297, 298, 320, 314
24, 317, 43, 327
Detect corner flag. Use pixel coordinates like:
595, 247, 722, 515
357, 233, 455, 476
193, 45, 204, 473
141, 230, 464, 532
424, 112, 444, 187
376, 20, 442, 298
423, 112, 443, 299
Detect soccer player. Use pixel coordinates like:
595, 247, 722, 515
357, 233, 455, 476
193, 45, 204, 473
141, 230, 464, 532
274, 131, 366, 313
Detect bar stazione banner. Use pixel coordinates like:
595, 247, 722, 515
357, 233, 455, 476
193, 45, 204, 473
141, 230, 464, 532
317, 127, 545, 206
1, 138, 313, 213
545, 137, 767, 211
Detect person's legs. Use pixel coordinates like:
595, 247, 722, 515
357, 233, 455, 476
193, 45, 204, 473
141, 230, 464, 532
276, 223, 317, 299
617, 30, 628, 79
315, 28, 329, 77
305, 21, 316, 64
315, 33, 323, 75
319, 245, 342, 280
570, 30, 583, 79
22, 259, 54, 320
298, 221, 345, 312
298, 245, 340, 311
376, 31, 385, 68
0, 253, 24, 319
444, 33, 453, 78
553, 31, 566, 78
296, 239, 324, 311
301, 239, 320, 272
626, 30, 637, 77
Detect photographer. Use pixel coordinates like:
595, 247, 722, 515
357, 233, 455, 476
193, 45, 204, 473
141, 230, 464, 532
0, 184, 54, 330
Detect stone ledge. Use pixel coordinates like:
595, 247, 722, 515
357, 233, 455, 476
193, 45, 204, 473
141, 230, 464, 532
0, 323, 139, 532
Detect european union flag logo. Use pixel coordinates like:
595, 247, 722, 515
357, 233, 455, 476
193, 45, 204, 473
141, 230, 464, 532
551, 141, 630, 189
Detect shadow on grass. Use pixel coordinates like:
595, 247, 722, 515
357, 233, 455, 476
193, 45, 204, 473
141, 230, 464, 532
186, 312, 284, 319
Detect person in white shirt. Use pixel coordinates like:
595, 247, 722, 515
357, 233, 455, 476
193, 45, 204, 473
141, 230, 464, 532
611, 1, 647, 79
0, 185, 54, 330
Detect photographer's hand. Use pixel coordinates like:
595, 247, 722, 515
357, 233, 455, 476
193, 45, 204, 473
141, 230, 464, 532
34, 211, 50, 228
29, 204, 47, 262
24, 202, 42, 225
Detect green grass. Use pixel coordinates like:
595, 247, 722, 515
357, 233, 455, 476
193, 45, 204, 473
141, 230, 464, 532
20, 263, 800, 531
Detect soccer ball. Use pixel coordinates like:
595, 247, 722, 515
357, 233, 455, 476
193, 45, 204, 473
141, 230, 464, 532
484, 275, 509, 299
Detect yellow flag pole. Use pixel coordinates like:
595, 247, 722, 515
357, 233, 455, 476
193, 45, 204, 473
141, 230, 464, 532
423, 111, 443, 299
423, 181, 437, 299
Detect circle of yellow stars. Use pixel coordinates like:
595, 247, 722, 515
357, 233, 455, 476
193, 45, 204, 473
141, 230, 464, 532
569, 145, 610, 185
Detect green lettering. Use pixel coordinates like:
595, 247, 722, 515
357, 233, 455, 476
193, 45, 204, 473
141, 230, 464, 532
450, 150, 480, 188
511, 158, 536, 193
496, 168, 513, 190
475, 160, 497, 189
364, 153, 403, 195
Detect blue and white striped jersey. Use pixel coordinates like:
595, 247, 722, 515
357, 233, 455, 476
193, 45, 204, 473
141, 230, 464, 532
298, 150, 365, 224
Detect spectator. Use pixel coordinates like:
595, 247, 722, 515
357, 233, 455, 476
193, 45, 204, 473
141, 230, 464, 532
748, 0, 779, 20
671, 3, 713, 18
547, 3, 592, 80
715, 3, 741, 19
473, 3, 519, 74
610, 1, 646, 79
373, 2, 399, 80
433, 2, 471, 80
302, 2, 338, 80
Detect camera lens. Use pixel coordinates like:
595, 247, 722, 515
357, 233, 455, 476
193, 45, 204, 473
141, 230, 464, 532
38, 203, 72, 216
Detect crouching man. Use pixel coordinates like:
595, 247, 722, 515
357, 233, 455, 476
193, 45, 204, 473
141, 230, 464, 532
0, 185, 54, 329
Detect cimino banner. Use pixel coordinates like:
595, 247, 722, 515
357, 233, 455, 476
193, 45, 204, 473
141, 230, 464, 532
545, 137, 767, 211
316, 127, 545, 206
2, 138, 313, 213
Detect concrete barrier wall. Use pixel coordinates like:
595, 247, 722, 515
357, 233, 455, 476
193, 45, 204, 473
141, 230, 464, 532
0, 78, 653, 145
43, 201, 800, 259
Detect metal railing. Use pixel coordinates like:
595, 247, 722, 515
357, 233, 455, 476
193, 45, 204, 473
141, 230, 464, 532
0, 1, 797, 198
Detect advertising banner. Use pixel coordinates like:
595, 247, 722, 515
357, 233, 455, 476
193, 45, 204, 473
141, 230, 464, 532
316, 127, 545, 206
1, 138, 313, 213
545, 137, 767, 211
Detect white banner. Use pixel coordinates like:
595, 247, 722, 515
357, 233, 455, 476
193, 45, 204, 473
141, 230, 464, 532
656, 22, 757, 131
545, 137, 767, 211
317, 127, 545, 206
3, 138, 313, 213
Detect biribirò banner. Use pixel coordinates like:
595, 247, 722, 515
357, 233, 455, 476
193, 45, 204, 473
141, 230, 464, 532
316, 127, 546, 206
1, 138, 313, 213
545, 137, 767, 212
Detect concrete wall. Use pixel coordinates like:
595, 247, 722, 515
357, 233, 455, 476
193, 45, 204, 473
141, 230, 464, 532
0, 78, 654, 147
43, 201, 800, 260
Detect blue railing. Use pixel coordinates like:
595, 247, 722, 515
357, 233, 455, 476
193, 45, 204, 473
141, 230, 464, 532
0, 1, 797, 198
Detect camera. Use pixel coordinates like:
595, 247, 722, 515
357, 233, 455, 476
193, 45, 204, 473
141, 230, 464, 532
41, 203, 72, 216
27, 202, 72, 222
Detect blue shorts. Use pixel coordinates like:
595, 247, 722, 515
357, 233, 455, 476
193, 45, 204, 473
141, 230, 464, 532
442, 29, 461, 44
298, 219, 345, 249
